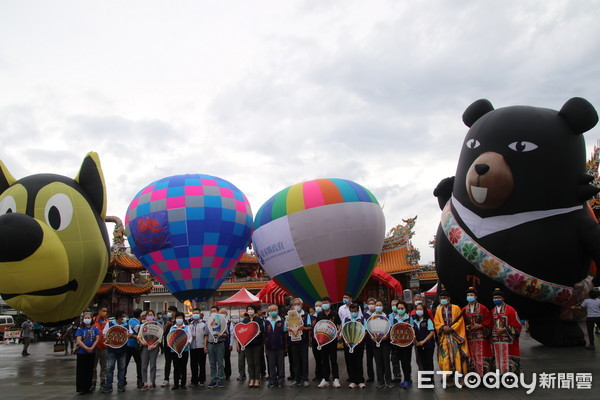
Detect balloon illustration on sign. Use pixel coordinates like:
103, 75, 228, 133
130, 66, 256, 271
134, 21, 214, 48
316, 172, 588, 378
167, 329, 189, 358
125, 175, 253, 302
342, 320, 366, 353
252, 178, 385, 305
313, 320, 338, 350
366, 315, 391, 347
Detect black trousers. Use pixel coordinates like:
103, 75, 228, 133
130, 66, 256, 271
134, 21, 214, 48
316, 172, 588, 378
390, 345, 400, 378
373, 341, 391, 385
290, 342, 309, 382
76, 353, 96, 393
320, 341, 339, 380
224, 345, 232, 378
288, 346, 295, 379
311, 342, 322, 380
125, 346, 142, 384
344, 346, 364, 384
415, 345, 435, 372
172, 352, 189, 387
586, 317, 600, 347
163, 349, 174, 382
189, 348, 206, 384
397, 344, 413, 383
365, 340, 375, 379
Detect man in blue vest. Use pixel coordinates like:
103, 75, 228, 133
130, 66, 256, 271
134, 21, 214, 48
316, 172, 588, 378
125, 309, 143, 388
101, 310, 128, 393
265, 304, 286, 388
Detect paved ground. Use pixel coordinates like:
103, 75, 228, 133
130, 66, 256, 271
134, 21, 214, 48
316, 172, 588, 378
0, 330, 598, 399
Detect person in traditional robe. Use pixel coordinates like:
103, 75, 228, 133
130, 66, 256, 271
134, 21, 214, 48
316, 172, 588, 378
433, 287, 470, 386
462, 287, 493, 376
491, 288, 522, 374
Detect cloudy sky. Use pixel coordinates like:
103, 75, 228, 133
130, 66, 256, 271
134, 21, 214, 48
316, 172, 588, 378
1, 0, 599, 264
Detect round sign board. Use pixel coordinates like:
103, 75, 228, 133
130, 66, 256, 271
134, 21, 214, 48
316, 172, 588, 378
390, 322, 415, 347
104, 325, 128, 349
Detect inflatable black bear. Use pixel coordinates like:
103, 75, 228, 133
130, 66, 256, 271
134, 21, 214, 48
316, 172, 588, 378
434, 97, 600, 347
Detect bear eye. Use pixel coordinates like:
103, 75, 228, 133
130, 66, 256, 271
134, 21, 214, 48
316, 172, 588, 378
465, 139, 480, 149
508, 141, 538, 152
44, 193, 73, 231
0, 195, 17, 215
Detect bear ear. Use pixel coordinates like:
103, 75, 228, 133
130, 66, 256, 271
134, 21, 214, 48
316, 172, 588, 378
558, 97, 599, 134
462, 99, 494, 127
75, 152, 107, 220
0, 160, 17, 194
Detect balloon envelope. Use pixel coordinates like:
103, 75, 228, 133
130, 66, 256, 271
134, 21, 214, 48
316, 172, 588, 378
252, 178, 385, 304
125, 174, 253, 301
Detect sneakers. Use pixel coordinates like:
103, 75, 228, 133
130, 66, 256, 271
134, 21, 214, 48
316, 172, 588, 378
207, 381, 217, 389
292, 381, 302, 386
117, 386, 125, 392
585, 345, 596, 350
333, 379, 341, 388
268, 383, 276, 388
349, 383, 357, 389
171, 386, 179, 391
376, 383, 385, 388
317, 379, 329, 388
198, 382, 205, 387
303, 381, 310, 387
401, 380, 412, 389
237, 375, 246, 381
161, 380, 170, 387
100, 387, 112, 393
218, 381, 224, 388
359, 383, 366, 389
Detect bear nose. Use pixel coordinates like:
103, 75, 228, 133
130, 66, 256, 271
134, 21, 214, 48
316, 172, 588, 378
475, 164, 490, 176
0, 213, 44, 262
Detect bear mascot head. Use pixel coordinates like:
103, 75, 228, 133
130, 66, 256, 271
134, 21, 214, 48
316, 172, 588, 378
0, 152, 109, 326
434, 97, 600, 346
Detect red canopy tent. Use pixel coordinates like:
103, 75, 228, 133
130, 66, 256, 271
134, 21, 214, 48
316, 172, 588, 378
424, 283, 438, 297
370, 267, 403, 296
257, 280, 289, 305
215, 288, 261, 306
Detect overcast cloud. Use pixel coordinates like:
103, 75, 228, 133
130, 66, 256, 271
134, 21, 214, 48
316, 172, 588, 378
1, 0, 599, 263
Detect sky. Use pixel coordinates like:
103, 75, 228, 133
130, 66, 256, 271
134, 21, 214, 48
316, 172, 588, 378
1, 0, 599, 264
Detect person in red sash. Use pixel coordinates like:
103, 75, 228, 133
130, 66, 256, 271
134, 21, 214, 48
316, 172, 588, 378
491, 288, 522, 374
462, 287, 493, 376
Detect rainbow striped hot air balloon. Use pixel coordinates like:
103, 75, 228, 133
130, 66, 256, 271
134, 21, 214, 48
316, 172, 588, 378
252, 178, 385, 305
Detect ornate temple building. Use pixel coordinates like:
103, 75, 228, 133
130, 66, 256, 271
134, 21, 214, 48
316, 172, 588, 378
587, 141, 599, 220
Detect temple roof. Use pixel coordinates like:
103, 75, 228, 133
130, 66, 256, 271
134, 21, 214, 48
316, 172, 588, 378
418, 271, 438, 280
239, 252, 260, 264
217, 281, 268, 291
376, 245, 419, 275
97, 283, 153, 295
110, 253, 144, 270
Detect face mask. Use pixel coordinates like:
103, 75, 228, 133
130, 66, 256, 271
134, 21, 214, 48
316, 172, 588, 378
440, 299, 448, 305
247, 310, 255, 316
83, 318, 92, 325
493, 299, 502, 306
270, 311, 278, 318
391, 305, 398, 312
397, 309, 406, 316
414, 300, 422, 306
350, 312, 359, 319
322, 303, 331, 311
146, 315, 154, 321
343, 298, 349, 305
166, 312, 172, 318
294, 305, 302, 312
99, 311, 107, 317
315, 306, 323, 313
192, 314, 200, 320
123, 317, 129, 323
375, 306, 383, 313
176, 318, 184, 325
467, 296, 475, 303
416, 310, 424, 317
368, 304, 375, 311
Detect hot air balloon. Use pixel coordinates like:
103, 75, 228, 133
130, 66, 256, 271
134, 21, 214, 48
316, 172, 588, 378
252, 178, 385, 305
125, 174, 253, 302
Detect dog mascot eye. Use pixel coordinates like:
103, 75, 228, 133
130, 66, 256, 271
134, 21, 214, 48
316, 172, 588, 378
465, 139, 480, 149
44, 193, 73, 231
508, 141, 538, 152
0, 195, 16, 215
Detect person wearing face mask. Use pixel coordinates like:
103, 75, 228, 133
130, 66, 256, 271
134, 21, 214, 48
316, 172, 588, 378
91, 306, 109, 391
169, 312, 192, 390
219, 309, 234, 381
161, 306, 178, 387
388, 299, 401, 383
411, 303, 435, 372
125, 309, 143, 389
242, 304, 265, 388
235, 311, 249, 382
189, 308, 207, 387
371, 300, 392, 388
491, 288, 522, 374
138, 309, 161, 391
410, 294, 434, 319
338, 292, 361, 382
316, 297, 342, 388
433, 287, 470, 387
362, 298, 376, 383
75, 311, 100, 394
101, 310, 129, 393
343, 303, 366, 389
288, 298, 311, 387
310, 301, 323, 383
462, 287, 493, 376
204, 306, 229, 388
265, 305, 286, 388
391, 301, 414, 388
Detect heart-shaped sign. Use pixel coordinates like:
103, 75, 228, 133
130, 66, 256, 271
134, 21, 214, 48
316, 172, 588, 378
234, 321, 260, 350
140, 321, 163, 347
313, 320, 337, 350
167, 328, 189, 358
104, 325, 128, 349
